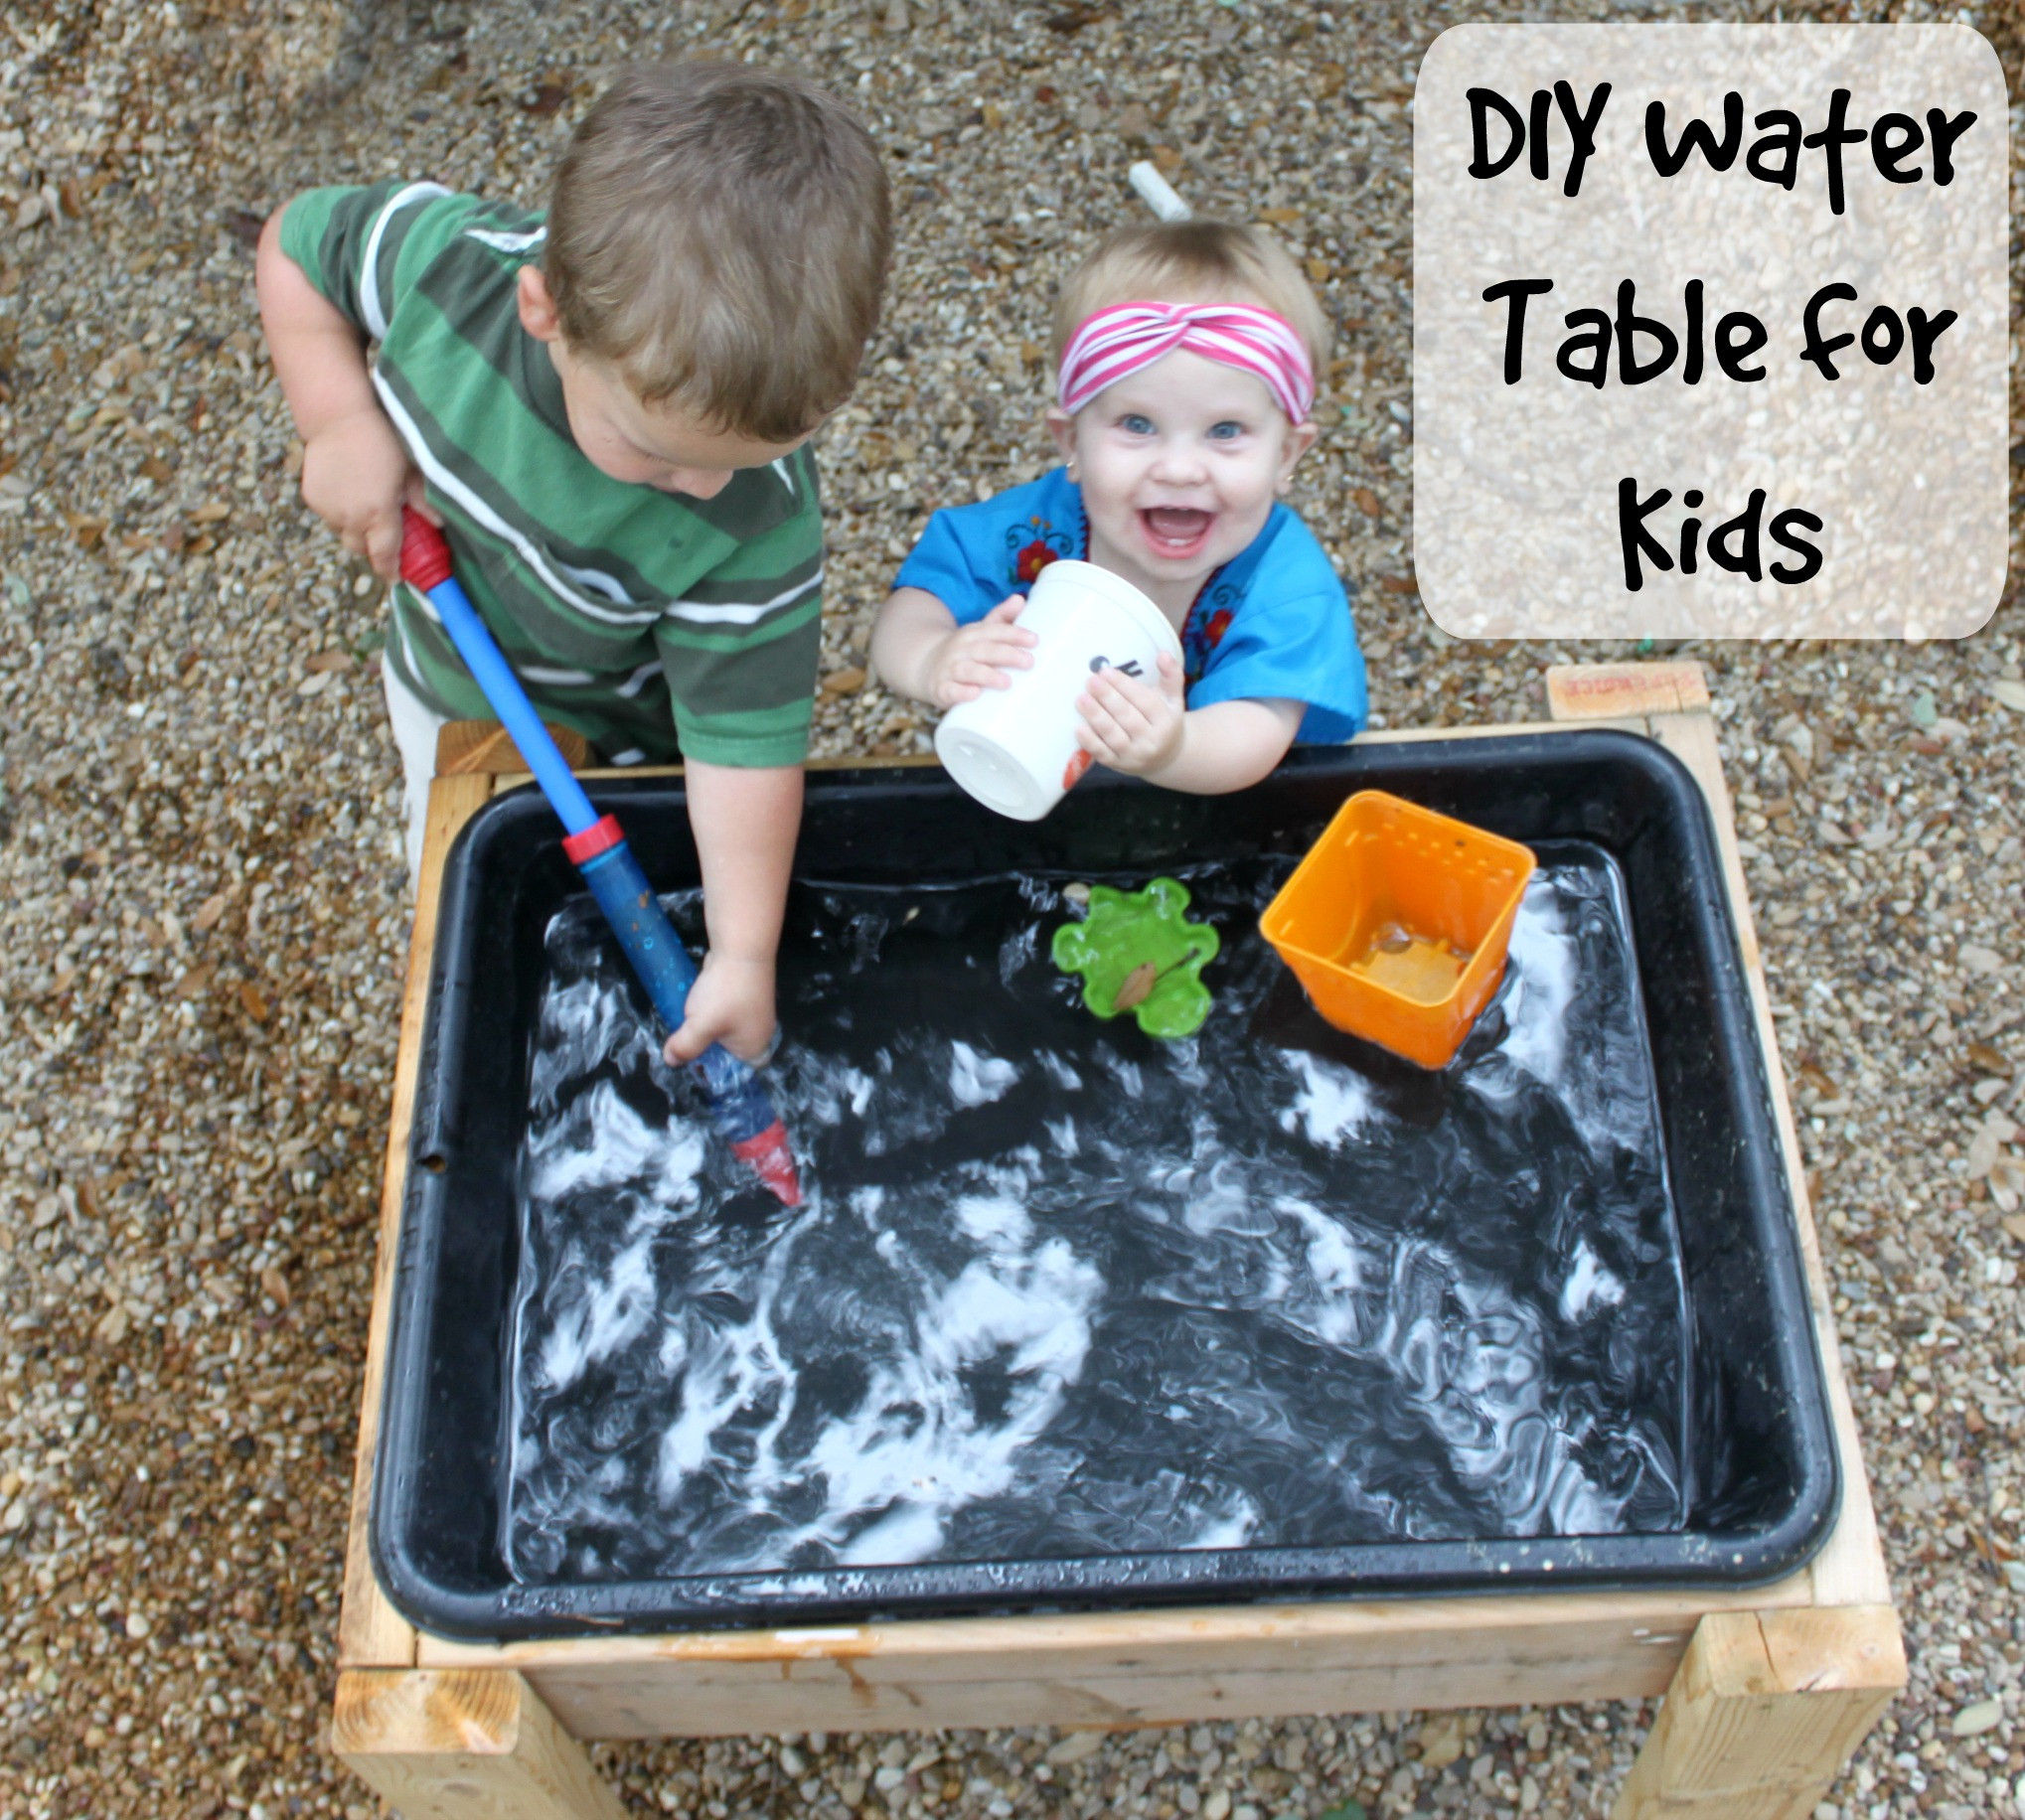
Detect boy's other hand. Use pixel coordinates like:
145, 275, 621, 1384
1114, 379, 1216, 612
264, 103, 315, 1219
662, 952, 778, 1068
923, 595, 1036, 706
300, 407, 438, 580
1077, 650, 1186, 776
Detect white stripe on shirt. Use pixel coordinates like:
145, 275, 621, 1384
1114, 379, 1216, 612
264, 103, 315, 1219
373, 373, 671, 628
519, 665, 596, 686
464, 225, 548, 255
360, 182, 451, 341
663, 567, 823, 626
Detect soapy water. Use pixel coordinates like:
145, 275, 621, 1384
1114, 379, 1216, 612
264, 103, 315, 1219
505, 848, 1687, 1586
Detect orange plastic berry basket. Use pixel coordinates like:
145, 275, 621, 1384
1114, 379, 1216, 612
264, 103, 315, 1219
1260, 790, 1537, 1070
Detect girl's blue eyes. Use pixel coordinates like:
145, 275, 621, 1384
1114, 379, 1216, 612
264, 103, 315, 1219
1115, 416, 1249, 439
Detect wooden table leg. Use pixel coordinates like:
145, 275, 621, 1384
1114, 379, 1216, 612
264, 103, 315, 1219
334, 1669, 626, 1820
1613, 1606, 1905, 1819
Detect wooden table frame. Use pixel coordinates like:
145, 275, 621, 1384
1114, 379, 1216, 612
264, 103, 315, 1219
330, 664, 1902, 1820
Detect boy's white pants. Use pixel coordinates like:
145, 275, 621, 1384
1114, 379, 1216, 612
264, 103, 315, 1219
382, 653, 449, 880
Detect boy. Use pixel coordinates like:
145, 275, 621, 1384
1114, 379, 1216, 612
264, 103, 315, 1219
257, 62, 890, 1065
872, 222, 1364, 792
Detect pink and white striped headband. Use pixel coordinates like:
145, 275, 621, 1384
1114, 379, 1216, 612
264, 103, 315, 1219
1056, 301, 1316, 424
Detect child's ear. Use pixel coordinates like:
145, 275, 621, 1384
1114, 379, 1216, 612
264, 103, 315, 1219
517, 265, 562, 344
1044, 406, 1078, 466
1275, 418, 1321, 494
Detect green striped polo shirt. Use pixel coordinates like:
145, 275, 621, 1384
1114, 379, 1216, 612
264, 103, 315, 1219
279, 179, 824, 767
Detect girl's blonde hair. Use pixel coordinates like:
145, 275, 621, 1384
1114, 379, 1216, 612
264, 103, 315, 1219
1050, 220, 1332, 385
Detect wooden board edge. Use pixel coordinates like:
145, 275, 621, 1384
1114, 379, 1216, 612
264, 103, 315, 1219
437, 719, 592, 777
523, 1642, 1686, 1743
1546, 662, 1711, 723
334, 1669, 626, 1820
412, 1579, 1817, 1673
1612, 1605, 1902, 1819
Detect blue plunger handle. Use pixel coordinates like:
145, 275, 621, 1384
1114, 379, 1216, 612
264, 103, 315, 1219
400, 520, 600, 837
397, 511, 800, 1199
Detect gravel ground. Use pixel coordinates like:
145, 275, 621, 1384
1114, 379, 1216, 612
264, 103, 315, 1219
0, 2, 2020, 1816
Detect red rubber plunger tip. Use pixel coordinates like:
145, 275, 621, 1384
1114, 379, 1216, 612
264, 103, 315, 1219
729, 1121, 803, 1207
398, 508, 454, 591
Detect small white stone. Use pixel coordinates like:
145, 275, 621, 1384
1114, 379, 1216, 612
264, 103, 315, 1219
1951, 1697, 2003, 1738
1045, 1731, 1106, 1766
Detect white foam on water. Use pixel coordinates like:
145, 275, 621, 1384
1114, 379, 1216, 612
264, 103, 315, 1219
766, 1227, 1106, 1567
1181, 1147, 1278, 1239
1560, 1241, 1627, 1321
1498, 886, 1577, 1091
1476, 877, 1658, 1167
1374, 1241, 1622, 1537
507, 866, 1686, 1584
527, 977, 657, 1112
1278, 1196, 1368, 1347
525, 1079, 706, 1209
1037, 1051, 1083, 1091
950, 1041, 1018, 1108
535, 1234, 659, 1394
802, 1063, 875, 1127
1280, 1053, 1377, 1148
652, 1215, 811, 1497
1186, 1492, 1261, 1551
954, 1192, 1033, 1251
840, 1503, 944, 1567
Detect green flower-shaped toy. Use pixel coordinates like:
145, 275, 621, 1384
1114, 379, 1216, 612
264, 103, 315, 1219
1050, 877, 1220, 1039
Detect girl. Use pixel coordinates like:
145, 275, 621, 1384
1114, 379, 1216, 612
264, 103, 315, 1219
871, 220, 1366, 794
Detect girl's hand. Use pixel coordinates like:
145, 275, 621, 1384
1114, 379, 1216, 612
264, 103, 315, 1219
299, 408, 437, 579
1076, 650, 1186, 776
921, 596, 1037, 706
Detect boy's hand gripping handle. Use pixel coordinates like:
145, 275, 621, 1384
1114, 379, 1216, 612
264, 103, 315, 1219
397, 510, 801, 1205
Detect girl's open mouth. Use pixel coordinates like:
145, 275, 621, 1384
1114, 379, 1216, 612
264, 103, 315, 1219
1140, 506, 1212, 558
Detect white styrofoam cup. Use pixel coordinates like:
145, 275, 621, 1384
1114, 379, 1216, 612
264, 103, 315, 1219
933, 559, 1182, 822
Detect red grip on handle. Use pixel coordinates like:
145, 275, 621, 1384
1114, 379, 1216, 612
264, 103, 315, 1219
398, 507, 454, 591
560, 814, 625, 867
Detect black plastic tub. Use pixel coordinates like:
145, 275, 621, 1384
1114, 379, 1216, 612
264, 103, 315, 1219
373, 732, 1836, 1639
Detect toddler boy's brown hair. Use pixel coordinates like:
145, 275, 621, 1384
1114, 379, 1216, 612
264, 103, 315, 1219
545, 61, 893, 444
1051, 220, 1332, 378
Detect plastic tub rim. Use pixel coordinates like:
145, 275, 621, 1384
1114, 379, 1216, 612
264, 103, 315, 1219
370, 730, 1841, 1640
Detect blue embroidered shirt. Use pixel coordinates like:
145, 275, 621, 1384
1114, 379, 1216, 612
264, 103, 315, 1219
893, 468, 1367, 743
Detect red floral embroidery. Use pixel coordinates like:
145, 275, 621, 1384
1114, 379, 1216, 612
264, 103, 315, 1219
1016, 539, 1060, 584
1202, 607, 1235, 649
